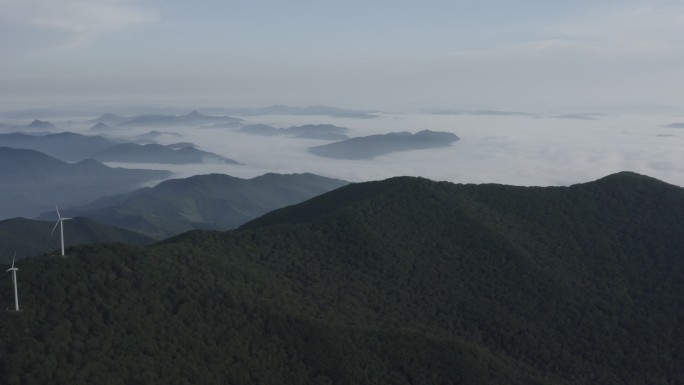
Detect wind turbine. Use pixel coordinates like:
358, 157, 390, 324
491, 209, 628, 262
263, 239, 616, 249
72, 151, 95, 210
51, 204, 71, 256
6, 252, 19, 311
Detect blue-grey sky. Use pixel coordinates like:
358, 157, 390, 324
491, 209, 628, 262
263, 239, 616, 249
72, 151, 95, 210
1, 0, 683, 111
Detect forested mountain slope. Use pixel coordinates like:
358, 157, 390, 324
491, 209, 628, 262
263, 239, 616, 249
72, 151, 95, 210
1, 172, 682, 385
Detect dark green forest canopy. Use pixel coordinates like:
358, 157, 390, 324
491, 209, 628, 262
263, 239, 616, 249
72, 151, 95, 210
1, 171, 683, 385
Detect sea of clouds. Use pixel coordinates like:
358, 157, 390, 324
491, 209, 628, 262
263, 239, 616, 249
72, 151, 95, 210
95, 111, 684, 188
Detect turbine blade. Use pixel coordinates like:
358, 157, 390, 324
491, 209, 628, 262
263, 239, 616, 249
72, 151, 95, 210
55, 203, 61, 220
11, 252, 15, 268
62, 218, 72, 221
51, 220, 60, 236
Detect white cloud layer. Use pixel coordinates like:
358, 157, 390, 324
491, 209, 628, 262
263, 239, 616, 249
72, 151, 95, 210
91, 112, 684, 188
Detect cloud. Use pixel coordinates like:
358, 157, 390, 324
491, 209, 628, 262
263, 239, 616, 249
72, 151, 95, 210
547, 3, 684, 56
409, 2, 684, 111
434, 2, 684, 58
97, 111, 683, 188
0, 0, 157, 52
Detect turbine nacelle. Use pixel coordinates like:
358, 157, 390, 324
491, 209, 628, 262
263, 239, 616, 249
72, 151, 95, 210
50, 217, 72, 237
6, 252, 17, 273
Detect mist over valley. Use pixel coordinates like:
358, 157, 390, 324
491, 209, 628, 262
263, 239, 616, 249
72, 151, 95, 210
4, 106, 682, 187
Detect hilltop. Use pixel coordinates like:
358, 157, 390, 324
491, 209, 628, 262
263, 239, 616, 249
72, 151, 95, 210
1, 171, 682, 385
0, 147, 170, 219
55, 173, 349, 239
309, 130, 459, 159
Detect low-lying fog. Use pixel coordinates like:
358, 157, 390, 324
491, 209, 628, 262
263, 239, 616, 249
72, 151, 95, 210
96, 112, 684, 187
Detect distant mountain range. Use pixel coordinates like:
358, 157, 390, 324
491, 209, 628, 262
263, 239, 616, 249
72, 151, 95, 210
433, 109, 534, 117
47, 173, 349, 239
88, 107, 374, 125
238, 124, 349, 140
0, 119, 58, 132
0, 132, 238, 164
105, 111, 243, 128
131, 131, 182, 143
166, 142, 198, 150
24, 119, 57, 131
553, 112, 608, 120
0, 132, 119, 161
0, 105, 380, 120
88, 122, 115, 132
309, 130, 459, 159
91, 143, 241, 165
665, 122, 684, 128
0, 147, 170, 219
215, 105, 378, 119
88, 112, 128, 126
0, 217, 155, 262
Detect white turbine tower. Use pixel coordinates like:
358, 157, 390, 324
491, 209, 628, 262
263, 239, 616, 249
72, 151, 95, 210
51, 204, 72, 256
6, 252, 19, 311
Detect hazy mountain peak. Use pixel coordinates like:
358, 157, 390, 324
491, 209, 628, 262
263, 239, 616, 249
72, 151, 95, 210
185, 110, 204, 117
98, 113, 124, 120
62, 172, 349, 238
309, 130, 459, 159
583, 170, 673, 188
26, 119, 56, 130
0, 147, 171, 219
89, 122, 114, 131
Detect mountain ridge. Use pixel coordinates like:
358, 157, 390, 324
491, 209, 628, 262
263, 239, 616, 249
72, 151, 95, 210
52, 172, 350, 239
309, 130, 459, 159
0, 147, 171, 219
2, 171, 682, 385
0, 216, 155, 262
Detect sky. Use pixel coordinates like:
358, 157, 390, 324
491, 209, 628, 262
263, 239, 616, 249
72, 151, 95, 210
1, 0, 684, 112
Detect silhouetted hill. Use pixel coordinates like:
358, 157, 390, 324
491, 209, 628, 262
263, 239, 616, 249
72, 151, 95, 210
118, 111, 242, 128
0, 147, 170, 219
0, 217, 154, 262
1, 172, 682, 384
25, 119, 57, 131
222, 171, 684, 383
0, 131, 231, 165
237, 124, 280, 135
224, 105, 378, 119
287, 124, 349, 140
239, 123, 349, 140
90, 143, 241, 164
130, 131, 182, 143
166, 142, 198, 150
434, 109, 534, 117
88, 122, 115, 132
0, 132, 118, 161
553, 113, 607, 120
309, 130, 459, 159
89, 113, 128, 125
58, 173, 349, 239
